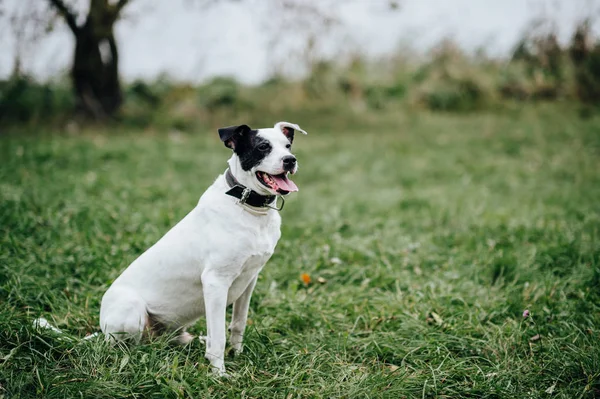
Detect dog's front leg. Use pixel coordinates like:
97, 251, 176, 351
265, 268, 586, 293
230, 277, 257, 355
201, 271, 229, 376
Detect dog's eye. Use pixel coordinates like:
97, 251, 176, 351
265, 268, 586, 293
258, 143, 270, 152
286, 144, 291, 149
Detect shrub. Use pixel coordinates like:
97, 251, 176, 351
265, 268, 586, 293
198, 77, 245, 111
0, 77, 74, 124
411, 42, 494, 111
422, 78, 487, 112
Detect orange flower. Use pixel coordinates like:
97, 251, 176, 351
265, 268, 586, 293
301, 273, 311, 285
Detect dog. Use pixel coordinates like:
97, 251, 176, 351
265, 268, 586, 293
99, 121, 307, 376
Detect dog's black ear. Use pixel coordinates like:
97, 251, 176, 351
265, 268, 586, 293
218, 124, 251, 150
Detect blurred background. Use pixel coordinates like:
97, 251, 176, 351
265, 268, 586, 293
2, 3, 600, 396
1, 0, 599, 129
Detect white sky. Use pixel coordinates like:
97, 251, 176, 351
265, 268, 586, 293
0, 0, 598, 84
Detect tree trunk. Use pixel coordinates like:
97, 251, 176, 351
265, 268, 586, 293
73, 23, 122, 118
49, 0, 128, 119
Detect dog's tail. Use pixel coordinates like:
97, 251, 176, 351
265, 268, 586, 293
33, 317, 100, 341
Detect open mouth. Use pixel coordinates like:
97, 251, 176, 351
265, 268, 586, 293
256, 171, 298, 195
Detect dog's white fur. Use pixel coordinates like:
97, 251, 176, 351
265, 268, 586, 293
99, 122, 306, 375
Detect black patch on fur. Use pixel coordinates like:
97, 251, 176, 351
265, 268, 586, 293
235, 131, 272, 171
217, 124, 273, 171
218, 124, 252, 149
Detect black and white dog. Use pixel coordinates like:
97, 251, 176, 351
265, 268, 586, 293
99, 122, 307, 375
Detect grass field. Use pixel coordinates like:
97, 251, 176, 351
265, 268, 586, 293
1, 105, 599, 398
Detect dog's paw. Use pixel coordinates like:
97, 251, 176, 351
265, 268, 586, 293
210, 367, 231, 379
232, 344, 243, 356
177, 332, 195, 345
207, 361, 229, 378
230, 334, 243, 355
205, 353, 227, 378
226, 344, 243, 358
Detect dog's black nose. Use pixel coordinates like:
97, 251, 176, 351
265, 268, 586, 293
282, 155, 297, 170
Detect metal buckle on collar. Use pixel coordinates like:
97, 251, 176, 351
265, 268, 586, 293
265, 195, 285, 211
238, 187, 251, 205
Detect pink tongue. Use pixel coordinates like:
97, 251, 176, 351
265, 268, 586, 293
271, 174, 298, 192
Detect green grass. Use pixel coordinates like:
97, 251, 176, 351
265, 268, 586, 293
1, 105, 599, 398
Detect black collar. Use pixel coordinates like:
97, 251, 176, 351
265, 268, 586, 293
224, 169, 277, 208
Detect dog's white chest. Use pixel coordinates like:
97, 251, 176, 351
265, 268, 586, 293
225, 215, 280, 303
227, 252, 270, 304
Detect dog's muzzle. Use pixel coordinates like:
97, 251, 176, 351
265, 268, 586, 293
282, 155, 297, 172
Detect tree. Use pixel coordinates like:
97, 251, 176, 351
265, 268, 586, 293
48, 0, 130, 119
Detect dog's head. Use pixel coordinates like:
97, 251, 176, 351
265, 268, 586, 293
219, 121, 307, 196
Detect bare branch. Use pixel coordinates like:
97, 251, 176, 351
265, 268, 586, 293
113, 0, 130, 16
106, 0, 131, 25
48, 0, 78, 34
